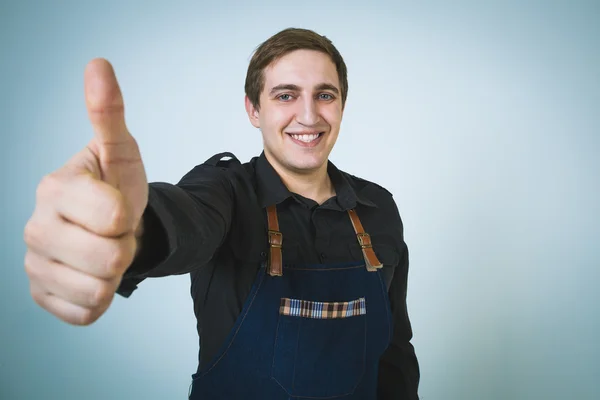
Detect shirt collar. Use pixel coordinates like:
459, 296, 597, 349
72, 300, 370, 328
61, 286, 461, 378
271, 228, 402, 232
255, 152, 293, 208
255, 151, 377, 210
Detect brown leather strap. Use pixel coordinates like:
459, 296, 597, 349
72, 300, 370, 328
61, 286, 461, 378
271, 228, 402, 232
266, 205, 283, 276
347, 209, 382, 271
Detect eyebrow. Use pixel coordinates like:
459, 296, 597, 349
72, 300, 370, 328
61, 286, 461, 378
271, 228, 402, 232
269, 83, 340, 96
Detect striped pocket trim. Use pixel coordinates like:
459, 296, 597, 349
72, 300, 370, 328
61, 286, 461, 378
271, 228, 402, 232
279, 297, 366, 319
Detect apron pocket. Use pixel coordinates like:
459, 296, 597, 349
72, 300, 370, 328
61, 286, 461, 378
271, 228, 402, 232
271, 297, 367, 398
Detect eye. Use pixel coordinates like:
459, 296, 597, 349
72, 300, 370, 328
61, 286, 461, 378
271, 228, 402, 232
318, 93, 334, 101
277, 94, 293, 102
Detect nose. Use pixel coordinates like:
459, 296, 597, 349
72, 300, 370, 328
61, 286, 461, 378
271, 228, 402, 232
296, 96, 319, 126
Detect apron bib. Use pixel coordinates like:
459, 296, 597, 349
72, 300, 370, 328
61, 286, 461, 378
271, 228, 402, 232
188, 198, 392, 399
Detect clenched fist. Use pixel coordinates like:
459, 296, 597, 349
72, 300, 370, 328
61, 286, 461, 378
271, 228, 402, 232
23, 59, 149, 325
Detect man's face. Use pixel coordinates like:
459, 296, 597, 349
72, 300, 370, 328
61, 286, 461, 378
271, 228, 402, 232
245, 49, 343, 174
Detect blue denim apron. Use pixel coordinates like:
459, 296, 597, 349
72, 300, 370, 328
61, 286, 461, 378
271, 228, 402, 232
188, 171, 392, 399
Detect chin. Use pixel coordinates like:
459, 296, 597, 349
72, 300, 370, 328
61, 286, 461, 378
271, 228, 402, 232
264, 135, 334, 173
285, 154, 328, 172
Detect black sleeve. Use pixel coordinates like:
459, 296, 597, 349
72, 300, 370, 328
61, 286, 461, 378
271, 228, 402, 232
116, 163, 234, 298
377, 203, 420, 399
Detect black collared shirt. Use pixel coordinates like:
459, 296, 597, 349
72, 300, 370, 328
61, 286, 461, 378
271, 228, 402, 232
117, 152, 420, 399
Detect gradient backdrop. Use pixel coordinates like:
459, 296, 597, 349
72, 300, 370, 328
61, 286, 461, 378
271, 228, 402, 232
2, 1, 599, 399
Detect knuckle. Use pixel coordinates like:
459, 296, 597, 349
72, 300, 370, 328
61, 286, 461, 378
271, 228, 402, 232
104, 240, 129, 276
23, 251, 38, 279
89, 282, 112, 307
106, 196, 129, 233
23, 219, 40, 248
125, 135, 140, 152
36, 173, 61, 201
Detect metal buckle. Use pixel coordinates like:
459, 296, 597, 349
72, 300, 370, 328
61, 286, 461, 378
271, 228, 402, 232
268, 230, 283, 248
356, 232, 372, 248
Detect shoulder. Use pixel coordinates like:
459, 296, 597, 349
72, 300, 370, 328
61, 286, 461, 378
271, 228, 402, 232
339, 170, 408, 260
177, 152, 258, 186
338, 168, 406, 225
340, 169, 396, 203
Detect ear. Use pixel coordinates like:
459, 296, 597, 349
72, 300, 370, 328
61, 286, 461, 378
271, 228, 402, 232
245, 95, 260, 128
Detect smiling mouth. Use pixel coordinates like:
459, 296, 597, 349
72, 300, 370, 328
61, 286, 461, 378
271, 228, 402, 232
286, 132, 324, 144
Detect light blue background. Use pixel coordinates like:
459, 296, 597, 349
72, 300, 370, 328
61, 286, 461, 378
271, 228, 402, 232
2, 1, 599, 399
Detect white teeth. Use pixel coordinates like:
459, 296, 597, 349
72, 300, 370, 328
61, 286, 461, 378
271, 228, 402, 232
291, 133, 320, 143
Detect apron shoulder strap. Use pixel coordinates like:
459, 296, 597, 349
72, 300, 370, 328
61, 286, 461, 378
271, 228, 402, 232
266, 204, 283, 277
264, 205, 383, 276
347, 209, 383, 271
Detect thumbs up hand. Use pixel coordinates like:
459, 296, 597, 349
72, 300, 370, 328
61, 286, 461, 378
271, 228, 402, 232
24, 59, 149, 325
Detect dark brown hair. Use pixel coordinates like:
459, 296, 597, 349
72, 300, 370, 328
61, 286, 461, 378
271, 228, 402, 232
244, 28, 348, 110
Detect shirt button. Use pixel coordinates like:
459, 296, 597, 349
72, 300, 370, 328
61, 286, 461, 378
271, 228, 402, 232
320, 252, 327, 260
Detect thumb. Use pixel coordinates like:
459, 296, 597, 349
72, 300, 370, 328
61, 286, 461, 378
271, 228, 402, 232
84, 58, 130, 145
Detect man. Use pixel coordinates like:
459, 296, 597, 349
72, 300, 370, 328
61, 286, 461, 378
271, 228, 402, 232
23, 28, 419, 399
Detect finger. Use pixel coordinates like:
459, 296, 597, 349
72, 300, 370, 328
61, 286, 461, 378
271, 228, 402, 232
30, 282, 107, 326
24, 211, 137, 279
83, 59, 142, 189
84, 58, 130, 144
25, 250, 120, 309
41, 170, 134, 236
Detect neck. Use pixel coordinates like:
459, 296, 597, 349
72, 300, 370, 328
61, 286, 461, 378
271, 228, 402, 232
266, 155, 335, 205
